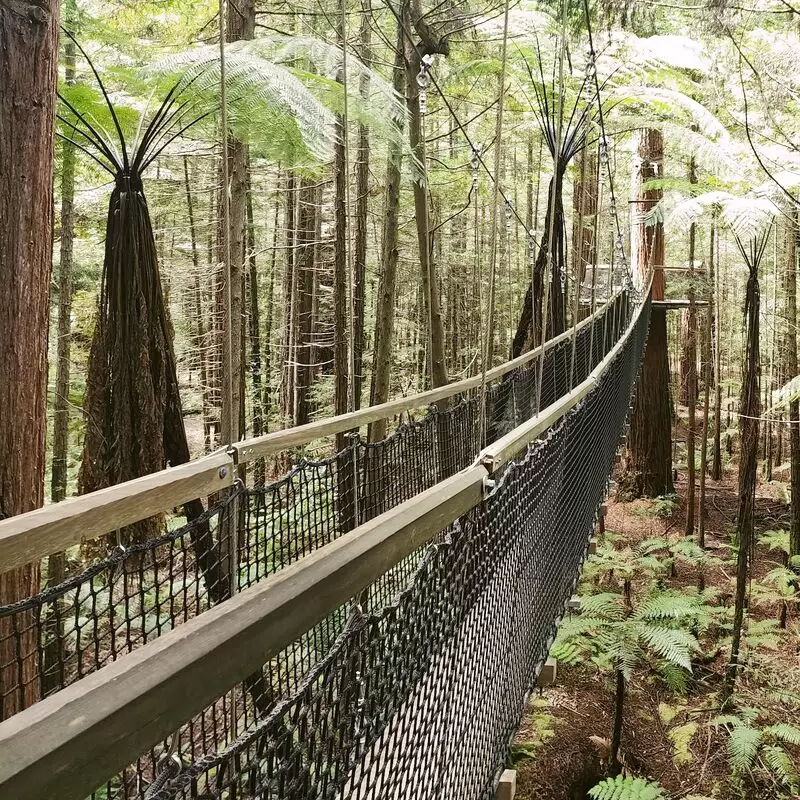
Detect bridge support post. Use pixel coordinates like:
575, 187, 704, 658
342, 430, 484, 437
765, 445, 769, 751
495, 769, 516, 800
537, 657, 557, 687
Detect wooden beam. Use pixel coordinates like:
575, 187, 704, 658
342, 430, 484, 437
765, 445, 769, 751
0, 450, 234, 573
234, 288, 625, 463
0, 466, 486, 800
495, 769, 517, 800
537, 657, 557, 686
652, 299, 709, 310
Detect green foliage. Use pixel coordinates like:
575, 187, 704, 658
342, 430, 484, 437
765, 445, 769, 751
711, 710, 800, 792
508, 698, 556, 764
633, 494, 679, 519
667, 721, 697, 765
551, 587, 710, 682
588, 774, 668, 800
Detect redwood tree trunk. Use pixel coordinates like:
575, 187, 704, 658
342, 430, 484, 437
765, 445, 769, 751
219, 0, 254, 444
624, 129, 673, 499
0, 0, 59, 719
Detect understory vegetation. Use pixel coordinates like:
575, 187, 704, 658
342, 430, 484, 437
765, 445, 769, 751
516, 453, 800, 799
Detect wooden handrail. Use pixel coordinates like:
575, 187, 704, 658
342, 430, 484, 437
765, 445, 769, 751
0, 467, 487, 800
0, 450, 234, 572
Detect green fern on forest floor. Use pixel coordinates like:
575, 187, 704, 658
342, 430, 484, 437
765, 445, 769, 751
588, 774, 668, 800
711, 709, 800, 793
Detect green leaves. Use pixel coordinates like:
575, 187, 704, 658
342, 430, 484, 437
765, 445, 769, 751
727, 724, 763, 772
589, 775, 667, 800
150, 34, 405, 166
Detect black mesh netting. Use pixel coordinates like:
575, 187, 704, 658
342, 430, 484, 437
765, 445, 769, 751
0, 292, 643, 800
143, 294, 650, 800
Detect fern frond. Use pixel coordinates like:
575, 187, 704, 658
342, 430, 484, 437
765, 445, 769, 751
633, 593, 704, 621
635, 624, 697, 670
727, 725, 762, 773
767, 723, 800, 745
579, 593, 626, 620
588, 774, 667, 800
656, 660, 689, 694
151, 43, 336, 161
761, 744, 799, 788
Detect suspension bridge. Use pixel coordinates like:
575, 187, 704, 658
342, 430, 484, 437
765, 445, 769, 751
0, 268, 652, 800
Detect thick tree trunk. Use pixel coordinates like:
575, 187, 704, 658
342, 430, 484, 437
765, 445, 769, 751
0, 0, 59, 719
623, 130, 673, 499
511, 172, 567, 359
368, 23, 405, 444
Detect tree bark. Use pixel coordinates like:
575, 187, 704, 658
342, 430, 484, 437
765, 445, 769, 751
405, 30, 448, 390
725, 253, 761, 700
698, 218, 715, 556
368, 21, 405, 444
44, 0, 76, 696
351, 0, 371, 410
623, 129, 673, 499
785, 214, 800, 562
219, 0, 254, 445
246, 179, 265, 484
571, 148, 597, 321
0, 0, 59, 719
686, 158, 698, 536
295, 178, 317, 426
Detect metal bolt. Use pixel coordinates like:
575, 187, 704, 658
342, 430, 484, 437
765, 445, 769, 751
219, 466, 228, 479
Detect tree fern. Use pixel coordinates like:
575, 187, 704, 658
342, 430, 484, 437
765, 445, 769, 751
589, 774, 667, 800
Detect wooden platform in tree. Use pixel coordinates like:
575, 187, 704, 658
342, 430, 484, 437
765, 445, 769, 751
652, 299, 709, 310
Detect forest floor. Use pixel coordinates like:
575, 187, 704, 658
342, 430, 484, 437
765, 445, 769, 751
512, 438, 800, 800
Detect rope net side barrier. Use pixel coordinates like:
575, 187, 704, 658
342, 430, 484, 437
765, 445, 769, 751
0, 291, 640, 799
146, 294, 651, 800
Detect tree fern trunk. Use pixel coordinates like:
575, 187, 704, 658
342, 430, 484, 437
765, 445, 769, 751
786, 214, 800, 563
725, 259, 761, 701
